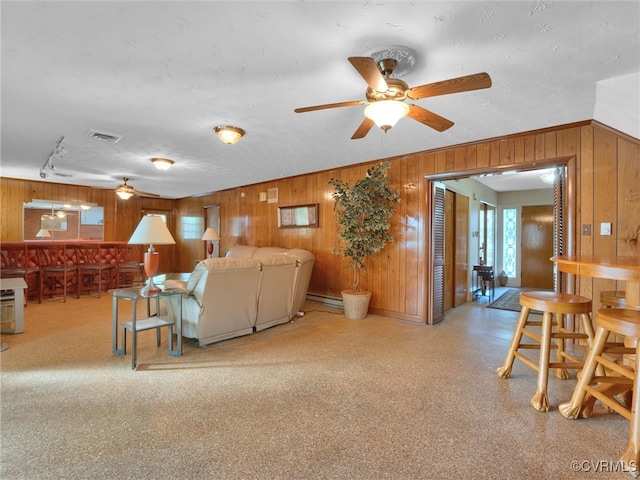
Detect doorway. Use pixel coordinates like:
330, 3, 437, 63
425, 158, 575, 325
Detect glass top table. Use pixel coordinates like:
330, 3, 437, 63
109, 286, 183, 370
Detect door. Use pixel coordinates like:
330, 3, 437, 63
453, 193, 469, 306
521, 205, 554, 289
431, 183, 446, 324
444, 190, 454, 311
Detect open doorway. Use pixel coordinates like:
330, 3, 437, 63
425, 157, 575, 324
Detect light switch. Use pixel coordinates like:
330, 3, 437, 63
600, 222, 612, 235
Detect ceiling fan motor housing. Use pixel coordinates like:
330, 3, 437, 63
366, 78, 409, 102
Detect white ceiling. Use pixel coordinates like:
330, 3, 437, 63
1, 1, 639, 199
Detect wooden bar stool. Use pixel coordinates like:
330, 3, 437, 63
559, 308, 640, 474
496, 291, 595, 412
601, 290, 627, 308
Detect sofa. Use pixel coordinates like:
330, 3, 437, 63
163, 247, 314, 347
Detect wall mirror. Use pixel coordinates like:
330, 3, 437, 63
278, 203, 318, 228
23, 200, 104, 240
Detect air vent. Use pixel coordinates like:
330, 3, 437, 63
86, 130, 123, 143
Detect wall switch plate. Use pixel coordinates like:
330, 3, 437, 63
600, 222, 612, 235
582, 224, 591, 235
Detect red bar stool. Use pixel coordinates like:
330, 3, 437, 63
559, 308, 640, 474
37, 245, 79, 302
76, 246, 115, 298
496, 291, 595, 411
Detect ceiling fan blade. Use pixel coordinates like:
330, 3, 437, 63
348, 57, 388, 92
132, 189, 160, 198
406, 72, 492, 100
407, 104, 454, 132
295, 100, 366, 113
351, 117, 375, 140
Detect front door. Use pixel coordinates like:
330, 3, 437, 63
521, 205, 554, 289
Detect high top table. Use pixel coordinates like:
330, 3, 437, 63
551, 256, 640, 310
552, 255, 640, 471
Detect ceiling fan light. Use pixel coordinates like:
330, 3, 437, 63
214, 125, 245, 145
364, 100, 410, 131
151, 157, 175, 170
116, 189, 134, 200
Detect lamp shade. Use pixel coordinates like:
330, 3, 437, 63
35, 229, 51, 238
128, 215, 176, 247
201, 227, 220, 241
364, 100, 410, 131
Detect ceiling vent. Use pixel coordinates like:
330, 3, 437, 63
85, 129, 123, 143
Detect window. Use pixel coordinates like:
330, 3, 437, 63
502, 208, 517, 278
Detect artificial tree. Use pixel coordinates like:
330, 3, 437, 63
329, 161, 400, 317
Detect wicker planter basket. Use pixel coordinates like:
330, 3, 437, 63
341, 290, 372, 320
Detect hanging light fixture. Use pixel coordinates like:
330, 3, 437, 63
115, 188, 134, 200
213, 125, 245, 145
364, 100, 410, 131
151, 158, 175, 170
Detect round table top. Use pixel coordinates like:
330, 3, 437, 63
552, 255, 640, 282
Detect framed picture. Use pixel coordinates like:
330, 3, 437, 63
277, 203, 318, 228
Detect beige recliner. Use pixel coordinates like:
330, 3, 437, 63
226, 245, 315, 318
164, 258, 262, 346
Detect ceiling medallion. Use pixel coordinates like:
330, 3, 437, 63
364, 45, 416, 78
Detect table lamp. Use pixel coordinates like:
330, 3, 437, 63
128, 215, 176, 295
201, 227, 220, 258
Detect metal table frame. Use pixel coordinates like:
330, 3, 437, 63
110, 287, 183, 370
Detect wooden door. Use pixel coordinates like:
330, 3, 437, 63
521, 205, 554, 289
431, 183, 446, 324
454, 193, 469, 306
444, 190, 454, 311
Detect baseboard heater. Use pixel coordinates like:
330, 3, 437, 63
305, 293, 344, 309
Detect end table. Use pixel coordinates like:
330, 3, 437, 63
110, 286, 183, 370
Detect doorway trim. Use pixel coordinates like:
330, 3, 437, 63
423, 155, 576, 325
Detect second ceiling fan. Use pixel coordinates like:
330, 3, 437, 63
115, 177, 160, 200
295, 50, 492, 139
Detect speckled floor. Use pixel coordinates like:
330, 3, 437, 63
0, 292, 633, 479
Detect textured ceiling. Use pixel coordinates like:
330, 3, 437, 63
1, 1, 639, 199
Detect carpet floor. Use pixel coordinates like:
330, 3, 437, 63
0, 295, 630, 479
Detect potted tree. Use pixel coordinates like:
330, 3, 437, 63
329, 161, 401, 319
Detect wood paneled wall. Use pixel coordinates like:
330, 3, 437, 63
2, 121, 638, 323
0, 178, 177, 269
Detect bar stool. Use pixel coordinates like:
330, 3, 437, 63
496, 291, 595, 412
601, 290, 627, 308
37, 245, 79, 302
76, 246, 115, 298
559, 308, 640, 473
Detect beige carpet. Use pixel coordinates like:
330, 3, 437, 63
0, 295, 630, 479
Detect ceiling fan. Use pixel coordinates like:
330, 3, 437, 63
295, 49, 492, 139
115, 177, 160, 200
